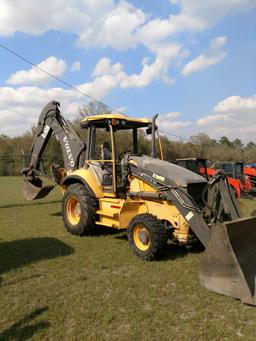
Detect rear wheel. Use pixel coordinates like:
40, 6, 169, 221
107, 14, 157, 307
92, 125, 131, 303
62, 183, 97, 236
128, 214, 167, 260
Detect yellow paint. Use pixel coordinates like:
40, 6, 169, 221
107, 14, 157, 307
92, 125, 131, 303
109, 124, 117, 193
128, 176, 156, 193
66, 196, 81, 225
67, 167, 104, 198
96, 197, 122, 228
157, 131, 164, 160
81, 113, 151, 125
93, 175, 191, 244
62, 156, 191, 243
133, 224, 151, 251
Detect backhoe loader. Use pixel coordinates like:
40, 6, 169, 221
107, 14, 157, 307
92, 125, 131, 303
22, 101, 256, 305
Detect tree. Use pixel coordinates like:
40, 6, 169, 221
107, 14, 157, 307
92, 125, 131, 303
246, 141, 256, 149
190, 133, 217, 157
78, 101, 112, 118
232, 138, 244, 150
219, 136, 233, 148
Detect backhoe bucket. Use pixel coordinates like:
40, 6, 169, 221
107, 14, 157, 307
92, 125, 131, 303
23, 177, 55, 200
200, 216, 256, 305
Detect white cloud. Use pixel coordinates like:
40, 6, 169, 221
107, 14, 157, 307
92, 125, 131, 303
0, 0, 253, 94
195, 95, 256, 141
182, 53, 226, 76
90, 50, 179, 91
92, 58, 123, 77
77, 1, 146, 50
71, 61, 81, 72
0, 0, 114, 37
197, 113, 228, 126
120, 43, 181, 88
157, 111, 192, 134
0, 1, 255, 137
163, 112, 181, 119
0, 86, 80, 136
209, 36, 226, 50
0, 53, 181, 136
213, 95, 256, 113
169, 0, 254, 28
7, 56, 67, 85
182, 36, 227, 76
0, 1, 253, 52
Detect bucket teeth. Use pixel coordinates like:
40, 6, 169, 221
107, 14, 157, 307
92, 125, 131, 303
23, 178, 55, 200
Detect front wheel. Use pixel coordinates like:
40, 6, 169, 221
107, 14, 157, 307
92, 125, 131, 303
62, 183, 97, 236
127, 214, 167, 260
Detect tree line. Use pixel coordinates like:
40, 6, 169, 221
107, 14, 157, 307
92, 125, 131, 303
1, 102, 256, 176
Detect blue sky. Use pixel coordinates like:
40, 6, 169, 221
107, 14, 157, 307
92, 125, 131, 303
0, 0, 255, 141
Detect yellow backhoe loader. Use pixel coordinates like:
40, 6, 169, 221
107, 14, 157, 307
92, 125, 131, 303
22, 101, 256, 305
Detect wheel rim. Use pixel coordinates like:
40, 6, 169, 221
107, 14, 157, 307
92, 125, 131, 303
133, 224, 151, 251
67, 196, 81, 225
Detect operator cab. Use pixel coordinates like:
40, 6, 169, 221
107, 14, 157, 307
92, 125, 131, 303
80, 114, 162, 194
214, 162, 244, 182
176, 158, 209, 179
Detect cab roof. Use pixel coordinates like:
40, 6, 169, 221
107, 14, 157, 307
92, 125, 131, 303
80, 113, 152, 129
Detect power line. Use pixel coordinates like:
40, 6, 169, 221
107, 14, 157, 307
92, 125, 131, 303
159, 129, 190, 141
0, 42, 191, 142
0, 42, 124, 115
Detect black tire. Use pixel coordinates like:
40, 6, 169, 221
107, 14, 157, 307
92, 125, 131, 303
62, 183, 97, 236
127, 214, 167, 260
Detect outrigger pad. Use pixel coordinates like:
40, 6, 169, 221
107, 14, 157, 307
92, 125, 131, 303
23, 178, 55, 200
200, 216, 256, 306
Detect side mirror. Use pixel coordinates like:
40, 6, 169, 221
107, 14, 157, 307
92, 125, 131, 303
146, 126, 152, 135
146, 125, 158, 135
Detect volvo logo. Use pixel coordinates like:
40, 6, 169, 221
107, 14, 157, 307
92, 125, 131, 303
63, 135, 75, 167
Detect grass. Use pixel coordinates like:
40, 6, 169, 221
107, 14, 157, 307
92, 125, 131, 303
0, 176, 61, 208
1, 176, 256, 340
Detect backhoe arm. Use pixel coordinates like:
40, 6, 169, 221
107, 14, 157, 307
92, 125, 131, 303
22, 101, 86, 200
22, 101, 85, 177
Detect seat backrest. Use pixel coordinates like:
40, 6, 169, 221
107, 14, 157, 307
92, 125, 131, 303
90, 163, 112, 186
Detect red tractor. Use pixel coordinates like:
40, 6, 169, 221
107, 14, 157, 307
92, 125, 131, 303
175, 158, 243, 198
213, 162, 252, 195
244, 164, 256, 188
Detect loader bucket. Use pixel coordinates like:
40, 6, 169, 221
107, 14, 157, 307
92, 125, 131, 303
200, 216, 256, 305
23, 177, 55, 200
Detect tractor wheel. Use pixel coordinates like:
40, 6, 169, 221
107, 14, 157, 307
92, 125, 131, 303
128, 214, 167, 260
62, 183, 97, 236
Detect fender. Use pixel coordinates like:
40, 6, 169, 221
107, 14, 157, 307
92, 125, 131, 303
62, 168, 104, 198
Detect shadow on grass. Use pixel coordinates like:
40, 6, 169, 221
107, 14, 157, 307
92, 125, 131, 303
115, 232, 204, 261
50, 211, 62, 217
2, 274, 44, 287
0, 306, 49, 341
161, 242, 204, 261
115, 233, 128, 241
0, 200, 61, 209
94, 226, 123, 236
0, 237, 74, 276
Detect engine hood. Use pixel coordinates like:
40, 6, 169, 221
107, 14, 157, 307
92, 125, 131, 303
129, 155, 207, 187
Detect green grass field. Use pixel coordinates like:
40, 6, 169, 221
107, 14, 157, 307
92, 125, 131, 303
1, 176, 256, 340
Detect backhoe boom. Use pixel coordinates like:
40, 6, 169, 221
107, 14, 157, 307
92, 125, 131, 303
22, 101, 86, 199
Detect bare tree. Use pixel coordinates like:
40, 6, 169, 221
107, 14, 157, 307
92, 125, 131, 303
78, 101, 112, 118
